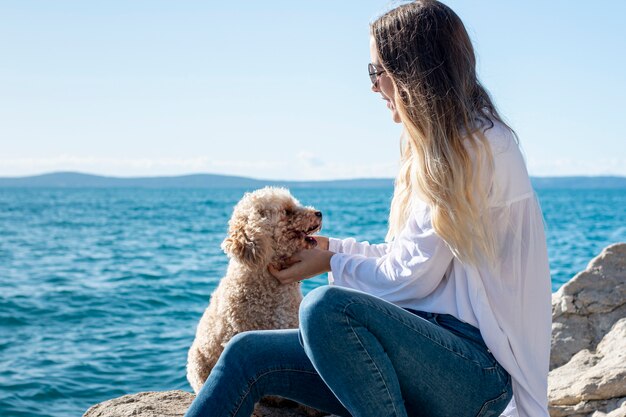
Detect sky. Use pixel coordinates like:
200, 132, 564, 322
1, 0, 624, 180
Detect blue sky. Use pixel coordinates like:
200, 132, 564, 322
1, 0, 624, 180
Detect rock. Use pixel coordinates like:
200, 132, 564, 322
82, 391, 329, 417
590, 398, 626, 417
549, 243, 626, 417
83, 391, 195, 417
550, 243, 626, 370
548, 319, 626, 416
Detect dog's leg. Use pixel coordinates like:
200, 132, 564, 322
187, 343, 212, 394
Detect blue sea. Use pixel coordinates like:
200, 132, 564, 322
1, 187, 624, 417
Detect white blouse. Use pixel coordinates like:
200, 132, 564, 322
328, 120, 552, 417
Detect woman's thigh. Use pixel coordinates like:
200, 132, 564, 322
300, 285, 512, 417
184, 329, 350, 417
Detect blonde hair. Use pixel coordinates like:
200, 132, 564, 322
372, 0, 517, 266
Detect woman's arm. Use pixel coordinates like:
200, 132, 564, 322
310, 235, 390, 257
268, 235, 389, 285
329, 221, 453, 300
271, 215, 453, 300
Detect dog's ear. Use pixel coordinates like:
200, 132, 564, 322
221, 220, 271, 268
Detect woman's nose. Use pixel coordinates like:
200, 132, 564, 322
371, 81, 380, 93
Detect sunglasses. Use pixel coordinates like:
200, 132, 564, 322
368, 63, 386, 86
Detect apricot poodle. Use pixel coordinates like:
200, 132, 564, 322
187, 187, 322, 393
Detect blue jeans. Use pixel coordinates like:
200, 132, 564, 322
184, 286, 513, 417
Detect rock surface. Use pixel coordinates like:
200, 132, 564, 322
550, 243, 626, 370
83, 391, 195, 417
83, 243, 626, 417
548, 319, 626, 416
548, 243, 626, 417
83, 390, 326, 417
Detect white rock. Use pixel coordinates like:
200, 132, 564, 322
549, 243, 626, 417
549, 319, 626, 404
550, 243, 626, 370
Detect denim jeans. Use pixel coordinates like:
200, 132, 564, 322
184, 285, 513, 417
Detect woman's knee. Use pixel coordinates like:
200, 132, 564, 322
299, 285, 356, 339
221, 330, 270, 370
300, 286, 349, 320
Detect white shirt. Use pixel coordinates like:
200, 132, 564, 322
328, 120, 552, 417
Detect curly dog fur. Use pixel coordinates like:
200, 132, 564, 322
187, 187, 322, 393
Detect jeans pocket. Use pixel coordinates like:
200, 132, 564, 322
474, 386, 513, 417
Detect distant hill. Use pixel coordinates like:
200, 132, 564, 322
0, 172, 393, 189
0, 172, 624, 189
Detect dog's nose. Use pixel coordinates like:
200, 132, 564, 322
315, 211, 322, 218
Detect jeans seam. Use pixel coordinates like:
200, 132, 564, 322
230, 368, 320, 417
432, 315, 495, 366
498, 368, 512, 392
349, 300, 486, 368
474, 389, 510, 417
474, 371, 512, 417
343, 301, 403, 417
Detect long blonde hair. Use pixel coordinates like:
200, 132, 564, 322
372, 0, 516, 266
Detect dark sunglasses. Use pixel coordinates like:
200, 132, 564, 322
368, 63, 386, 85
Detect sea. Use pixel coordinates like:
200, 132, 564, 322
0, 187, 624, 417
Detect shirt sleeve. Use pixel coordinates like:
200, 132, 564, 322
328, 237, 390, 258
328, 210, 454, 300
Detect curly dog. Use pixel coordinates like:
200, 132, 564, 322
187, 187, 322, 393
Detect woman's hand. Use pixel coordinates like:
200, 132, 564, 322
268, 248, 334, 285
313, 235, 329, 251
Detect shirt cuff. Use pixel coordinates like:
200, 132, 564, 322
328, 237, 343, 254
328, 252, 349, 286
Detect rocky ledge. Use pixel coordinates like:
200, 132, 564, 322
548, 243, 626, 417
82, 391, 323, 417
84, 243, 626, 417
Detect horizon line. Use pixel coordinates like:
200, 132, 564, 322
1, 170, 625, 182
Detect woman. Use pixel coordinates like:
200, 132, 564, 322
184, 1, 551, 416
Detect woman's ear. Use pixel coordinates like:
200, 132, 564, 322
221, 218, 271, 269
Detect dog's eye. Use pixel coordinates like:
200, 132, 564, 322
284, 209, 294, 216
